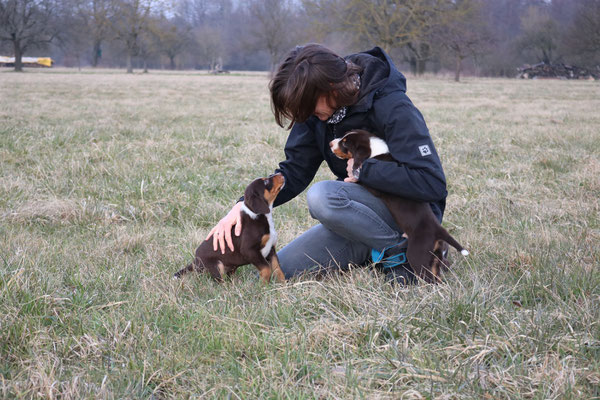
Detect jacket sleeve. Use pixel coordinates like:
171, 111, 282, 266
360, 94, 447, 203
273, 121, 323, 207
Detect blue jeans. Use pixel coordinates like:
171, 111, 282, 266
277, 180, 403, 278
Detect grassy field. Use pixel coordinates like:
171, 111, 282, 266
0, 68, 598, 399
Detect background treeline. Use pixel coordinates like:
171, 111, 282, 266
1, 0, 599, 78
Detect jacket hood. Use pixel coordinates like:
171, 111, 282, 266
346, 47, 407, 112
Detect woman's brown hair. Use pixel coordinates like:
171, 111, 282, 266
269, 44, 363, 129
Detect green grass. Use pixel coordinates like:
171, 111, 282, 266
1, 68, 599, 399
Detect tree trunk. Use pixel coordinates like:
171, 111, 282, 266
13, 40, 23, 72
409, 56, 417, 75
542, 48, 551, 64
455, 55, 463, 82
169, 55, 175, 70
143, 58, 148, 73
126, 50, 133, 73
416, 58, 426, 75
416, 44, 429, 75
92, 40, 102, 67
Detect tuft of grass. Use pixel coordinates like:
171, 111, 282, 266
1, 69, 599, 398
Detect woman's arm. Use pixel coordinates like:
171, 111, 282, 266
206, 121, 323, 253
272, 120, 324, 206
361, 94, 447, 203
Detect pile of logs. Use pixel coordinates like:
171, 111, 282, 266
517, 62, 599, 80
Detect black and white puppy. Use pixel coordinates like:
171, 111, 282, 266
330, 129, 468, 283
175, 173, 286, 283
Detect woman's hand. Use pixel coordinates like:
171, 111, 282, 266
205, 201, 243, 254
344, 158, 358, 183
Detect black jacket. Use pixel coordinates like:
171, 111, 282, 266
273, 47, 447, 222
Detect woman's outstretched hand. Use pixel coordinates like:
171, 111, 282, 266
205, 201, 243, 254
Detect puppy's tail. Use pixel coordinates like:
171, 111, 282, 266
174, 262, 194, 279
438, 227, 469, 256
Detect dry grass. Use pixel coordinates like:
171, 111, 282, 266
0, 68, 599, 399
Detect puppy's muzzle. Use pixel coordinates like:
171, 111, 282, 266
329, 139, 350, 159
268, 172, 285, 191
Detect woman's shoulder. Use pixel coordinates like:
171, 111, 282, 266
371, 88, 413, 110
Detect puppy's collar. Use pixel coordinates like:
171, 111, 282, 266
241, 203, 259, 219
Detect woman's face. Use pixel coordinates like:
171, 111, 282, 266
313, 94, 337, 121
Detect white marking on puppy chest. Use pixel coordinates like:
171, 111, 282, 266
261, 209, 277, 258
369, 136, 390, 157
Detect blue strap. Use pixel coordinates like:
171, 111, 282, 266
371, 239, 408, 270
371, 247, 386, 264
378, 252, 407, 270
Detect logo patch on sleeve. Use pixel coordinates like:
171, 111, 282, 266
419, 145, 432, 156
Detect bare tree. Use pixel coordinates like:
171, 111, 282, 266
306, 0, 440, 52
111, 0, 155, 73
137, 15, 160, 72
175, 0, 238, 70
177, 0, 231, 26
405, 40, 432, 75
304, 0, 444, 74
57, 1, 90, 69
516, 5, 560, 64
193, 24, 223, 70
0, 0, 59, 71
403, 1, 444, 75
155, 16, 192, 69
435, 0, 493, 81
247, 0, 298, 70
565, 0, 600, 60
83, 0, 115, 67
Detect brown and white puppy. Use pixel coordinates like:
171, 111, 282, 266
330, 130, 469, 283
174, 173, 286, 283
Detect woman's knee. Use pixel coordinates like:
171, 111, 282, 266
307, 181, 346, 222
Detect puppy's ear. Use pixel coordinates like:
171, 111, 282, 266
244, 180, 271, 215
247, 193, 270, 214
346, 141, 371, 168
